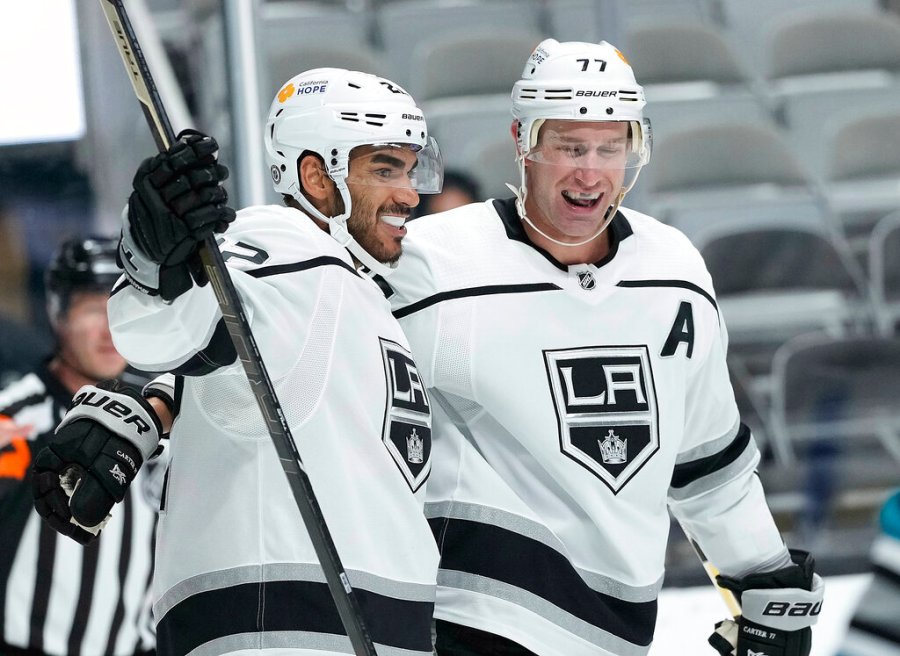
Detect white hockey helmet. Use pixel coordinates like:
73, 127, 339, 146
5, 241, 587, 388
264, 67, 442, 275
510, 40, 652, 246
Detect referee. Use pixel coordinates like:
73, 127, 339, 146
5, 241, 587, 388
0, 237, 157, 656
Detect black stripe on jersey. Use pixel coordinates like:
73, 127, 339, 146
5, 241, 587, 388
67, 537, 101, 655
371, 273, 394, 299
167, 318, 237, 377
616, 279, 718, 312
392, 283, 561, 320
430, 517, 657, 647
246, 255, 360, 279
104, 495, 134, 654
110, 278, 130, 298
0, 391, 47, 417
0, 482, 37, 648
156, 580, 434, 656
670, 423, 752, 489
872, 563, 900, 587
29, 520, 58, 652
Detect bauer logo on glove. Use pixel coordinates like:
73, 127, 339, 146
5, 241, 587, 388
69, 387, 155, 437
32, 380, 163, 545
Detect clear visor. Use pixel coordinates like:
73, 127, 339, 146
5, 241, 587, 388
346, 136, 444, 194
525, 123, 649, 192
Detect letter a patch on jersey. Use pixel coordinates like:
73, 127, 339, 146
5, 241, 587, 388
380, 338, 432, 492
544, 345, 660, 493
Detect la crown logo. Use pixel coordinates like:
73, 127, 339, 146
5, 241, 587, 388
407, 428, 424, 464
599, 429, 627, 464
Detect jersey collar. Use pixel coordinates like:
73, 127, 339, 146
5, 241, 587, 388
492, 197, 634, 272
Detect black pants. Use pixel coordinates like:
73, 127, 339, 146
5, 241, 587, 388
435, 620, 538, 656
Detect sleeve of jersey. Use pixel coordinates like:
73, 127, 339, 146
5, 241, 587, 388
667, 310, 789, 577
108, 211, 322, 378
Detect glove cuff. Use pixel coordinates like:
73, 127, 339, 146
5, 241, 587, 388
119, 205, 163, 296
740, 572, 824, 631
58, 383, 162, 461
718, 550, 823, 632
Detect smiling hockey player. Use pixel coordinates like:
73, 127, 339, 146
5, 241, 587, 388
34, 68, 443, 656
384, 39, 824, 656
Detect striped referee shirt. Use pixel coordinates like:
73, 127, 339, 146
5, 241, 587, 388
0, 363, 157, 656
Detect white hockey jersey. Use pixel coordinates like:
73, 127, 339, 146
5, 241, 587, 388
108, 205, 439, 656
384, 198, 790, 656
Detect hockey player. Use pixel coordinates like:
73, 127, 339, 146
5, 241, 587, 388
5, 237, 156, 655
32, 69, 443, 655
382, 39, 824, 656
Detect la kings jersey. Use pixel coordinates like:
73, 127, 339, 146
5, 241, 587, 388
108, 205, 439, 656
384, 199, 790, 656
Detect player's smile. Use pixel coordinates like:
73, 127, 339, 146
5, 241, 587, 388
561, 189, 603, 211
379, 210, 409, 237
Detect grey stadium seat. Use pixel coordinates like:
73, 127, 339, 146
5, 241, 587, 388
410, 29, 539, 101
769, 334, 900, 467
374, 0, 541, 91
868, 210, 900, 335
822, 108, 900, 240
422, 94, 512, 173
465, 135, 519, 201
641, 117, 815, 222
694, 213, 872, 385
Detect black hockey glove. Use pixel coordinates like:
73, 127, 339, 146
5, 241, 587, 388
32, 381, 162, 545
121, 129, 236, 301
708, 550, 823, 656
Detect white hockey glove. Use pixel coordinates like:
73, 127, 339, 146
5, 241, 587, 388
32, 381, 162, 545
709, 550, 823, 656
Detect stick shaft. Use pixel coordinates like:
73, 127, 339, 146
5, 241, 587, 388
97, 2, 376, 653
689, 539, 742, 618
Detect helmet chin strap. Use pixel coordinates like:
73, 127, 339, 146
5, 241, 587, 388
508, 158, 623, 249
291, 177, 397, 278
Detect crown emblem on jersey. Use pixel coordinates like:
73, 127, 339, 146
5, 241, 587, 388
109, 464, 127, 485
599, 430, 627, 464
577, 270, 596, 290
407, 428, 424, 464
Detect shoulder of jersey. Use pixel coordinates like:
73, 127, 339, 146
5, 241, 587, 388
619, 206, 713, 290
232, 204, 353, 268
404, 200, 511, 267
395, 200, 513, 297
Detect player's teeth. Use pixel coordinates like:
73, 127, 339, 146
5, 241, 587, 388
563, 191, 599, 200
381, 215, 406, 227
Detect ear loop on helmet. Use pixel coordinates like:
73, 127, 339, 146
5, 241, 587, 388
509, 119, 643, 248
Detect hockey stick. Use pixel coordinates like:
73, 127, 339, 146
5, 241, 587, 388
689, 539, 742, 619
97, 2, 377, 654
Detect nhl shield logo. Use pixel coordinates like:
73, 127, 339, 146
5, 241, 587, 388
544, 345, 659, 493
576, 270, 596, 290
380, 338, 431, 491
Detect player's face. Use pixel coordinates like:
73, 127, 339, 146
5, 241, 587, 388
524, 120, 629, 243
55, 291, 126, 381
345, 146, 420, 265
